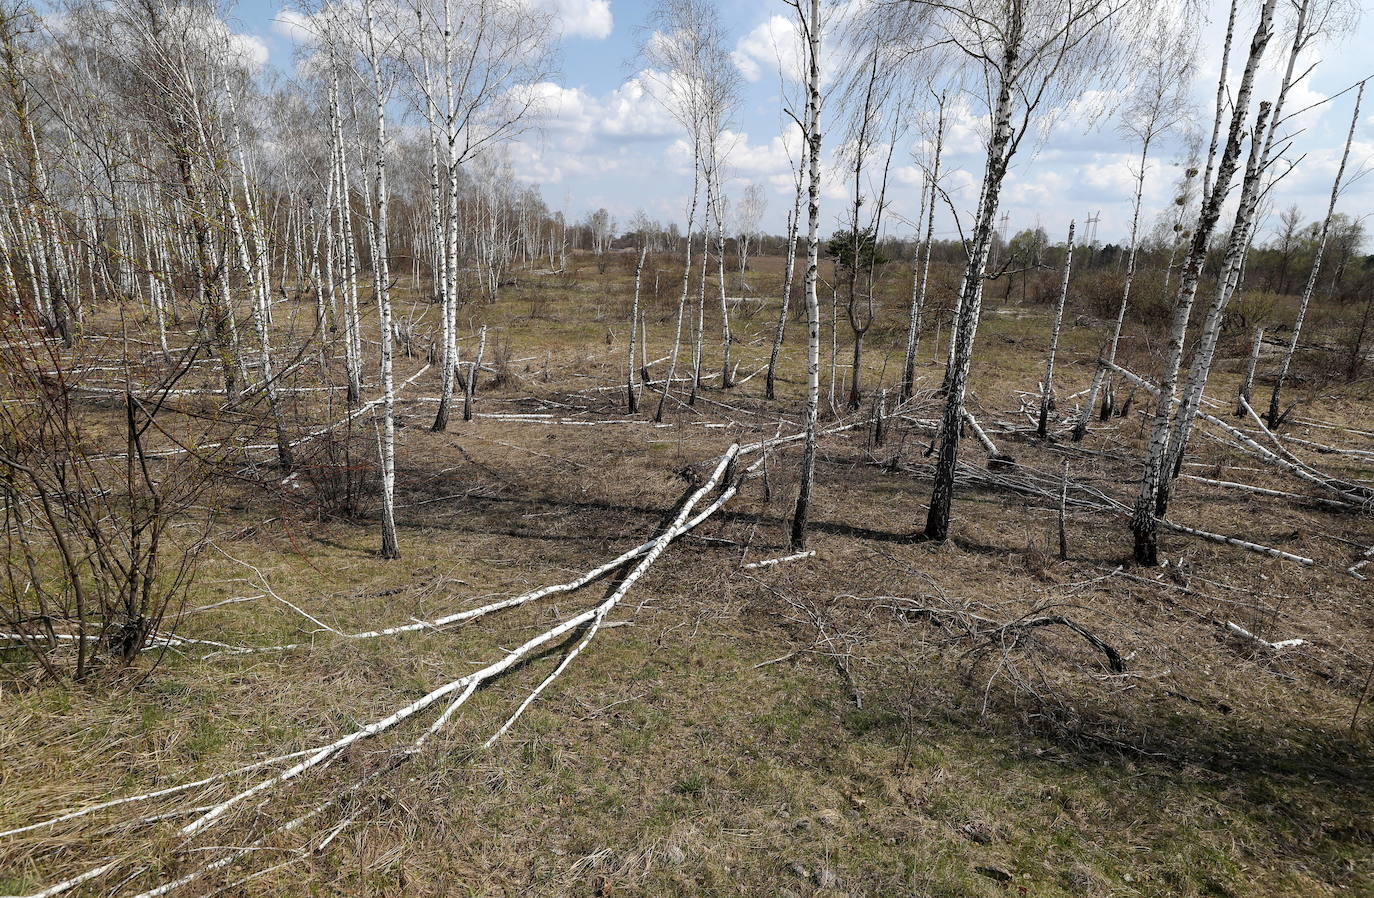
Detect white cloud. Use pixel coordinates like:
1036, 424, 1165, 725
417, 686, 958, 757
536, 0, 612, 40
731, 14, 802, 83
515, 72, 678, 144
272, 9, 316, 42
729, 10, 852, 88
229, 32, 269, 69
723, 129, 801, 176
502, 72, 688, 186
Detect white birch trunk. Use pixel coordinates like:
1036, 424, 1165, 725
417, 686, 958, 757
901, 100, 943, 402
1266, 80, 1362, 426
715, 172, 732, 388
224, 83, 292, 472
1038, 221, 1075, 438
765, 157, 804, 400
364, 0, 400, 560
628, 245, 647, 413
925, 5, 1022, 541
1236, 325, 1264, 416
789, 0, 822, 551
1079, 134, 1150, 433
654, 139, 700, 423
1130, 0, 1277, 564
1162, 0, 1313, 495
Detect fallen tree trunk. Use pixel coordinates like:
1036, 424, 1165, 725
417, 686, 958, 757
1106, 362, 1372, 509
6, 440, 776, 897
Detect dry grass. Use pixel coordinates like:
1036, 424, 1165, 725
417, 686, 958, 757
1, 256, 1371, 897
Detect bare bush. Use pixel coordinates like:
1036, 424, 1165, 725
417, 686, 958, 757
0, 335, 213, 683
292, 427, 380, 522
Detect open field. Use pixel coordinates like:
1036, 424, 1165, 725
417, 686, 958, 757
3, 256, 1372, 898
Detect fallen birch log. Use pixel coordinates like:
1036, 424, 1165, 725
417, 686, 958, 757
97, 364, 433, 461
8, 444, 768, 898
177, 446, 742, 837
1106, 362, 1373, 509
1157, 519, 1315, 566
962, 409, 1014, 468
0, 748, 320, 840
888, 454, 1321, 568
1225, 621, 1306, 651
742, 550, 815, 569
1181, 474, 1360, 512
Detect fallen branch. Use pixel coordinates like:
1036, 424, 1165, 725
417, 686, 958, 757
963, 409, 1014, 468
1107, 362, 1371, 509
1225, 620, 1306, 651
997, 614, 1126, 673
1156, 519, 1315, 566
742, 550, 815, 570
177, 446, 743, 838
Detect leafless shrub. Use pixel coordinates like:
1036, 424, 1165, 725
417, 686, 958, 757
0, 332, 213, 683
1227, 289, 1280, 337
488, 334, 517, 389
292, 427, 380, 522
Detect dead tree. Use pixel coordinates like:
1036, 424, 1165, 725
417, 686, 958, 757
1037, 221, 1074, 439
627, 245, 648, 412
1157, 0, 1345, 514
901, 92, 944, 403
1076, 30, 1193, 431
1130, 0, 1277, 565
1236, 325, 1264, 416
643, 0, 719, 422
1266, 80, 1364, 427
788, 0, 823, 551
766, 143, 805, 400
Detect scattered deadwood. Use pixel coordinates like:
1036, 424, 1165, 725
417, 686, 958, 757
887, 451, 1318, 567
1107, 362, 1372, 510
962, 409, 1015, 468
999, 614, 1126, 673
1, 435, 805, 897
852, 595, 1126, 674
1225, 620, 1306, 651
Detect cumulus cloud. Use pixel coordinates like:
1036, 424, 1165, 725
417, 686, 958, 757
502, 71, 692, 187
273, 0, 610, 50
272, 9, 316, 42
535, 0, 612, 40
729, 10, 852, 87
230, 31, 270, 70
515, 72, 679, 145
731, 14, 802, 83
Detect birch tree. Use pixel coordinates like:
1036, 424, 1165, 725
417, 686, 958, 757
1129, 0, 1279, 564
627, 244, 648, 412
424, 0, 554, 431
765, 32, 811, 402
900, 92, 944, 403
887, 0, 1147, 541
1266, 81, 1364, 426
787, 0, 823, 551
734, 182, 766, 281
766, 151, 805, 401
1037, 220, 1074, 438
360, 0, 401, 559
1075, 27, 1193, 434
1150, 0, 1355, 529
642, 0, 718, 421
834, 17, 903, 411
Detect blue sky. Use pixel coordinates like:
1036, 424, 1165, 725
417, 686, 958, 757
234, 0, 1371, 247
